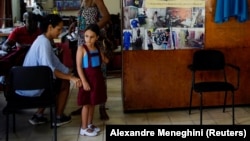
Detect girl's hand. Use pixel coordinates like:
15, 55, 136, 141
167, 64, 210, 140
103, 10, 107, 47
82, 81, 91, 91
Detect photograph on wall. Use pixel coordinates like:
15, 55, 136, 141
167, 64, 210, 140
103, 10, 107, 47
123, 27, 146, 51
131, 27, 145, 50
122, 0, 205, 50
146, 27, 172, 50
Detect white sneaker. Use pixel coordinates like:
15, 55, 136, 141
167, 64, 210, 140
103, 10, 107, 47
80, 128, 97, 136
88, 124, 100, 132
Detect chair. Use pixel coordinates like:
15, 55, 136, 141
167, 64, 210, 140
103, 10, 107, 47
188, 49, 240, 125
2, 66, 57, 141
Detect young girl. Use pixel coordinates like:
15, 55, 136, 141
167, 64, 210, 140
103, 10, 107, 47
76, 24, 109, 136
71, 0, 111, 120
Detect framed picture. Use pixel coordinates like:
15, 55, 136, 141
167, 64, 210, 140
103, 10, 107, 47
54, 0, 81, 11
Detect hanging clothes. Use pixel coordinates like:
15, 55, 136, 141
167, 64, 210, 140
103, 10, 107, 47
214, 0, 248, 23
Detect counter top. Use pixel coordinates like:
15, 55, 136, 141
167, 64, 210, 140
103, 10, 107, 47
0, 28, 13, 37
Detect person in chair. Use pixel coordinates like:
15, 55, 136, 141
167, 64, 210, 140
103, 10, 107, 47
2, 12, 42, 52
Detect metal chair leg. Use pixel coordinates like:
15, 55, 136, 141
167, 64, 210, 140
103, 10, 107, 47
232, 91, 235, 125
189, 89, 193, 114
223, 91, 228, 112
53, 106, 57, 141
13, 113, 16, 133
200, 93, 203, 125
6, 114, 9, 141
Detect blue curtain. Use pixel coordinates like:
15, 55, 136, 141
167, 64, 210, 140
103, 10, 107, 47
214, 0, 248, 23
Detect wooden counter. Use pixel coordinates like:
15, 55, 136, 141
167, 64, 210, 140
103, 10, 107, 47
122, 48, 250, 112
0, 33, 10, 37
0, 27, 12, 44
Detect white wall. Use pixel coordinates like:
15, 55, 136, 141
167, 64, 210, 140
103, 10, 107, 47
12, 0, 20, 22
104, 0, 121, 14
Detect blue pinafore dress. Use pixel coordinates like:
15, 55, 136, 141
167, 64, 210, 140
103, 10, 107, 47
77, 45, 107, 105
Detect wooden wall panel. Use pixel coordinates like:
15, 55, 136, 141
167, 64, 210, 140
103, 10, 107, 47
122, 0, 250, 112
205, 0, 250, 48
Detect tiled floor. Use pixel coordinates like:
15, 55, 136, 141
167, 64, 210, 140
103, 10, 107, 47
1, 77, 250, 141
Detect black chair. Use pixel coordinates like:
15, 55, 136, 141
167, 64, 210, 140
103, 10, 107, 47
188, 49, 240, 125
3, 66, 57, 141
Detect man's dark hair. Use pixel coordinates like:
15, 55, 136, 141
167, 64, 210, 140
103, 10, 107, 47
27, 12, 41, 34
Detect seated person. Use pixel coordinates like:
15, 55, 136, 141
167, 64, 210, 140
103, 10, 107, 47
2, 11, 42, 52
0, 12, 42, 85
17, 14, 82, 127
